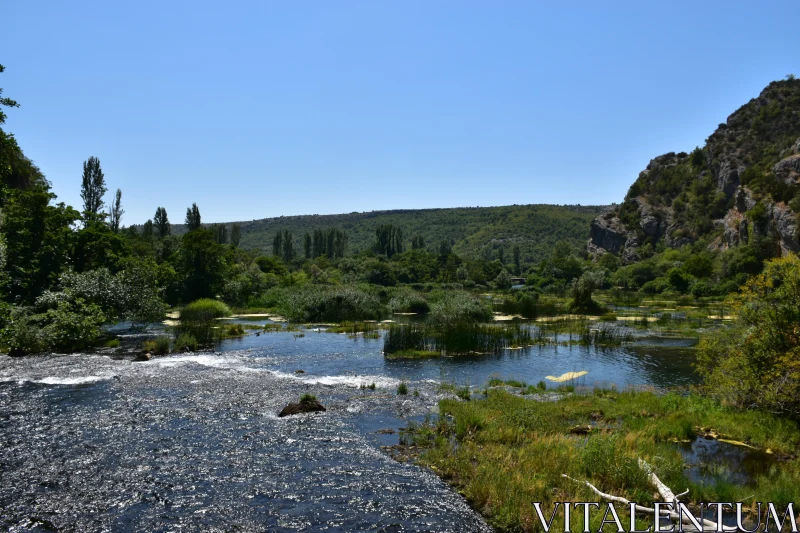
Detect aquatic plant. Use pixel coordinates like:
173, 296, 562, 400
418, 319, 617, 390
383, 322, 532, 357
428, 291, 492, 324
142, 336, 170, 355
174, 332, 198, 351
387, 287, 430, 314
299, 393, 317, 403
180, 298, 232, 322
281, 285, 382, 323
397, 382, 409, 395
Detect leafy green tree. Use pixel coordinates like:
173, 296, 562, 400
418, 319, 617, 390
142, 219, 154, 238
231, 223, 241, 247
177, 228, 227, 301
512, 244, 521, 274
185, 202, 201, 231
154, 207, 170, 237
494, 268, 512, 289
568, 270, 606, 313
304, 232, 312, 258
0, 64, 19, 126
498, 246, 505, 265
80, 156, 106, 219
1, 186, 79, 303
108, 188, 123, 233
375, 224, 404, 258
411, 234, 426, 250
698, 255, 800, 417
73, 220, 129, 273
212, 223, 228, 244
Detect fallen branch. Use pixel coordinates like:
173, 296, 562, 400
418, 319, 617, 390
562, 459, 739, 532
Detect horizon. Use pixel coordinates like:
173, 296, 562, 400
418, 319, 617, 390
3, 1, 799, 224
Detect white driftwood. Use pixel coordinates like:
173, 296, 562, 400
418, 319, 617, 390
562, 459, 739, 532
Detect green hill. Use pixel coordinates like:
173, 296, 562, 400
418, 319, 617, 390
174, 204, 610, 265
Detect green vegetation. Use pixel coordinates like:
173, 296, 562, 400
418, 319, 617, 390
174, 333, 198, 351
179, 298, 232, 322
698, 255, 800, 417
383, 323, 532, 357
182, 204, 607, 266
299, 393, 317, 403
397, 382, 409, 395
143, 336, 171, 355
410, 388, 800, 532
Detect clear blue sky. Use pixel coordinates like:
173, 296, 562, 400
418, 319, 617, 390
3, 1, 798, 225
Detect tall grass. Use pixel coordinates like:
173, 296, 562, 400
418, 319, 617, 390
282, 285, 383, 322
384, 323, 531, 356
412, 389, 800, 532
179, 299, 232, 322
428, 291, 493, 323
387, 287, 430, 314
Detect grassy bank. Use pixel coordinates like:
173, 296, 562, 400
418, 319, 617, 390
408, 389, 800, 532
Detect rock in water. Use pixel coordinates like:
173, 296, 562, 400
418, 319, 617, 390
134, 352, 152, 362
278, 399, 326, 417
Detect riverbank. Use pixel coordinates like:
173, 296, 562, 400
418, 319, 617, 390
404, 388, 800, 531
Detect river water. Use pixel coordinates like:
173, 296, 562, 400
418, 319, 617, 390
0, 327, 698, 532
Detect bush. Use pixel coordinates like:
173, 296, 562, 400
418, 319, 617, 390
300, 393, 317, 403
143, 336, 171, 355
174, 333, 198, 351
180, 298, 232, 322
397, 382, 409, 395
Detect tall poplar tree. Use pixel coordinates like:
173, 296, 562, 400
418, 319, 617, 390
108, 188, 124, 233
231, 223, 241, 247
154, 207, 170, 238
185, 203, 201, 231
80, 156, 106, 218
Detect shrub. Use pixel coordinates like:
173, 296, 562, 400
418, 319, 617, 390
397, 382, 409, 395
180, 298, 232, 322
143, 336, 171, 355
300, 393, 317, 403
225, 324, 245, 337
174, 333, 198, 351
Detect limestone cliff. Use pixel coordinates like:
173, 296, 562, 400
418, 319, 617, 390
589, 78, 800, 262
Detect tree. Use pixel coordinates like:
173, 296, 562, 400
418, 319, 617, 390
512, 245, 521, 275
212, 223, 228, 244
0, 64, 19, 126
375, 224, 404, 258
185, 203, 201, 231
411, 234, 426, 250
498, 246, 505, 265
698, 255, 800, 418
142, 219, 154, 238
80, 156, 106, 219
1, 186, 80, 303
231, 223, 241, 247
108, 188, 124, 233
154, 207, 170, 238
177, 228, 227, 301
304, 232, 312, 258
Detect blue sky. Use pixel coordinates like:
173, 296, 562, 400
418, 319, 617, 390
2, 1, 798, 224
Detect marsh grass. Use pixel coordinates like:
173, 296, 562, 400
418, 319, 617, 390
174, 332, 198, 351
383, 322, 532, 357
179, 299, 232, 322
411, 389, 800, 532
142, 336, 170, 355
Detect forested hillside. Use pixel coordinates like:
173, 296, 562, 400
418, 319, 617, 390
171, 204, 610, 265
587, 76, 800, 295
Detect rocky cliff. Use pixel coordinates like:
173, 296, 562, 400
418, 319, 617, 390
589, 78, 800, 262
